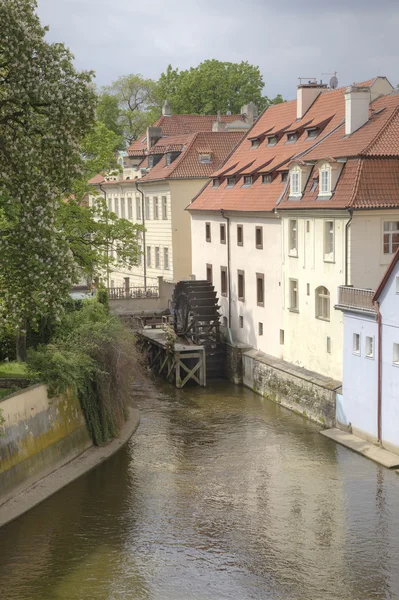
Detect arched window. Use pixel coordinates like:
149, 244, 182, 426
315, 286, 330, 320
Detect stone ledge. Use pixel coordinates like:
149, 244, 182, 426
0, 407, 140, 528
321, 428, 399, 469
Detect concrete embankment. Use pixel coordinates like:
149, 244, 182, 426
0, 406, 140, 528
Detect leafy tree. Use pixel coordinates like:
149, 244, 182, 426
102, 74, 160, 144
0, 0, 97, 358
97, 93, 125, 149
158, 60, 284, 114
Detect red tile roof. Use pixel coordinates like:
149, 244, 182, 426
127, 113, 245, 157
139, 132, 244, 183
189, 81, 399, 213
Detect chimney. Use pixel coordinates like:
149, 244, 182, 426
162, 100, 172, 117
297, 81, 327, 119
212, 119, 226, 132
344, 85, 371, 135
241, 102, 258, 125
146, 127, 162, 151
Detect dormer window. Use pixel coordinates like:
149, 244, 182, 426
286, 133, 297, 144
165, 153, 172, 166
319, 164, 332, 196
148, 156, 154, 168
251, 139, 260, 148
243, 175, 253, 187
262, 174, 272, 184
290, 167, 301, 196
267, 135, 277, 146
226, 177, 235, 188
212, 178, 219, 188
281, 172, 288, 183
199, 153, 212, 164
307, 128, 319, 140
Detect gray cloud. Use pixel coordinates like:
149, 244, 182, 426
36, 0, 399, 100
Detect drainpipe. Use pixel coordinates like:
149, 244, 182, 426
135, 180, 147, 290
220, 209, 232, 328
375, 300, 382, 444
345, 208, 353, 286
99, 183, 110, 289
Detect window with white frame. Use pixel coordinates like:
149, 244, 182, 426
137, 245, 142, 266
365, 336, 374, 358
145, 197, 150, 220
153, 197, 159, 220
107, 197, 112, 212
164, 247, 169, 270
155, 246, 160, 268
315, 286, 330, 320
289, 219, 298, 254
319, 167, 331, 195
128, 198, 133, 219
146, 246, 152, 267
353, 333, 360, 354
394, 343, 399, 365
290, 168, 301, 196
383, 221, 399, 254
289, 279, 298, 311
162, 196, 167, 220
324, 220, 334, 260
121, 197, 126, 218
114, 197, 119, 217
136, 195, 142, 220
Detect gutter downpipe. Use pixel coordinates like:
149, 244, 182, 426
220, 209, 232, 332
375, 300, 382, 444
99, 183, 110, 289
135, 180, 147, 290
345, 208, 353, 286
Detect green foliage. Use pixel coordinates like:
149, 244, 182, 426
0, 0, 97, 333
96, 288, 109, 313
27, 300, 144, 445
57, 197, 143, 280
158, 60, 284, 114
0, 361, 27, 377
101, 74, 160, 144
97, 93, 125, 148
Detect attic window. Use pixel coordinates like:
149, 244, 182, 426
199, 153, 212, 164
281, 172, 288, 183
165, 153, 172, 166
251, 139, 260, 148
226, 177, 235, 188
243, 175, 253, 186
262, 174, 272, 184
307, 128, 319, 140
148, 156, 154, 168
212, 178, 219, 188
310, 178, 318, 193
267, 135, 277, 146
286, 133, 297, 144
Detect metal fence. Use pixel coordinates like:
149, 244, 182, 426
108, 286, 159, 300
337, 286, 375, 312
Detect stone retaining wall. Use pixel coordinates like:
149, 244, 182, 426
0, 385, 92, 504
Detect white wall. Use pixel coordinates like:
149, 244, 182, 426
340, 312, 378, 441
281, 212, 349, 380
191, 212, 283, 358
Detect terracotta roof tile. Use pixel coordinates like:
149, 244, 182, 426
127, 113, 245, 157
189, 81, 399, 213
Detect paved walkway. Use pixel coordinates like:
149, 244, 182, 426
321, 428, 399, 469
0, 407, 140, 528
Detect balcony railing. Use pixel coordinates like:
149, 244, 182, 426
337, 286, 375, 312
108, 286, 159, 300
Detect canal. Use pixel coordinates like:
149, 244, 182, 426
1, 381, 399, 600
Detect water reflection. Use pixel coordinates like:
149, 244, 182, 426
0, 381, 399, 599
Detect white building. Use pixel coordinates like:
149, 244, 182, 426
189, 76, 399, 382
336, 248, 399, 454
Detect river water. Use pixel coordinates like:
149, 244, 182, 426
1, 381, 399, 600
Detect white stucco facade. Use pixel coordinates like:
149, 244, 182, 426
191, 211, 283, 359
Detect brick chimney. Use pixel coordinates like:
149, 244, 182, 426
344, 85, 370, 135
297, 81, 327, 119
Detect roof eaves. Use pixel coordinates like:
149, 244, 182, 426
373, 247, 399, 302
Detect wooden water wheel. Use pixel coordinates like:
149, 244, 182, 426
172, 280, 223, 379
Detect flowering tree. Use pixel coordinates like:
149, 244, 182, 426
0, 0, 97, 358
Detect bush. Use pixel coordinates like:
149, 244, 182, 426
27, 299, 144, 445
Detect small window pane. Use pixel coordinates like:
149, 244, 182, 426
353, 333, 360, 354
366, 336, 374, 358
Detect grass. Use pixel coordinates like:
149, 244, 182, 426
0, 361, 28, 378
0, 387, 19, 400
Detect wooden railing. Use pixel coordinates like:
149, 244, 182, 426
337, 286, 375, 312
108, 286, 159, 300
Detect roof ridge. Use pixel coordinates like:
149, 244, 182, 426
362, 105, 399, 156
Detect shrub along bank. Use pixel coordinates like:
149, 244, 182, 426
26, 297, 143, 446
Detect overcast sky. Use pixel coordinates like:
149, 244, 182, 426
36, 0, 399, 101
